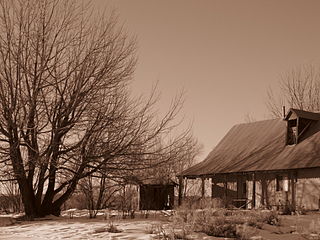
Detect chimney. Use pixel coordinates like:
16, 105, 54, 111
282, 106, 286, 119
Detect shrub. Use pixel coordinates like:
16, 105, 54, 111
281, 202, 296, 215
200, 217, 238, 238
107, 223, 122, 233
145, 223, 165, 235
260, 211, 280, 226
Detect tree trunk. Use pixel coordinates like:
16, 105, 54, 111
18, 180, 39, 218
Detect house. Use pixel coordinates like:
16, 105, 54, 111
178, 108, 320, 211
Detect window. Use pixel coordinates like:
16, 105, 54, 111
287, 119, 297, 145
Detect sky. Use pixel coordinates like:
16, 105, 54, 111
93, 0, 320, 160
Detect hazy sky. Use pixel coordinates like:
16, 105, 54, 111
93, 0, 320, 159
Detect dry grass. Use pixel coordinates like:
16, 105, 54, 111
172, 199, 281, 239
93, 227, 108, 234
146, 222, 193, 240
291, 217, 320, 239
106, 222, 122, 233
0, 217, 15, 227
93, 222, 122, 234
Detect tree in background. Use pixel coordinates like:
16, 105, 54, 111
0, 175, 22, 213
0, 0, 197, 218
78, 174, 123, 218
267, 64, 320, 117
146, 133, 201, 182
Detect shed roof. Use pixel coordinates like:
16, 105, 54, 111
124, 176, 177, 186
140, 178, 177, 186
180, 111, 320, 178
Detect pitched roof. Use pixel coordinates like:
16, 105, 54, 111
284, 108, 320, 121
180, 116, 320, 177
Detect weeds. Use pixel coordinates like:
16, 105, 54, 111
295, 218, 320, 240
93, 227, 108, 234
145, 223, 165, 235
148, 200, 282, 239
146, 223, 192, 240
93, 222, 122, 234
106, 222, 122, 233
172, 202, 281, 239
195, 216, 257, 239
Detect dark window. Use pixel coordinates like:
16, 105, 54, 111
287, 119, 297, 145
287, 126, 297, 145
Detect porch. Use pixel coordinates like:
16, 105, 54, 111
178, 168, 311, 211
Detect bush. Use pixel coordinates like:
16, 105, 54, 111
260, 210, 280, 226
201, 217, 238, 237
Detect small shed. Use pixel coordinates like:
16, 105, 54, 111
139, 179, 177, 210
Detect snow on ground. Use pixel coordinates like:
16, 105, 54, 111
1, 209, 320, 240
0, 210, 191, 240
0, 219, 161, 240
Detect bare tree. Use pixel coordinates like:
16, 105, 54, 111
244, 113, 256, 123
267, 64, 320, 117
146, 132, 202, 182
79, 175, 122, 218
0, 0, 195, 218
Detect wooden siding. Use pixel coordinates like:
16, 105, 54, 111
207, 168, 320, 210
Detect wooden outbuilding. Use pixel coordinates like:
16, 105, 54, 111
139, 179, 176, 210
179, 108, 320, 211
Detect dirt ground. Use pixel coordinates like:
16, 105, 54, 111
0, 210, 320, 240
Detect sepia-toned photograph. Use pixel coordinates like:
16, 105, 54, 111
0, 0, 320, 239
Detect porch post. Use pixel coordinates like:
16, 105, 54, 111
224, 175, 228, 208
291, 172, 296, 211
252, 173, 256, 209
178, 176, 184, 206
261, 176, 266, 206
211, 177, 216, 198
201, 178, 205, 198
